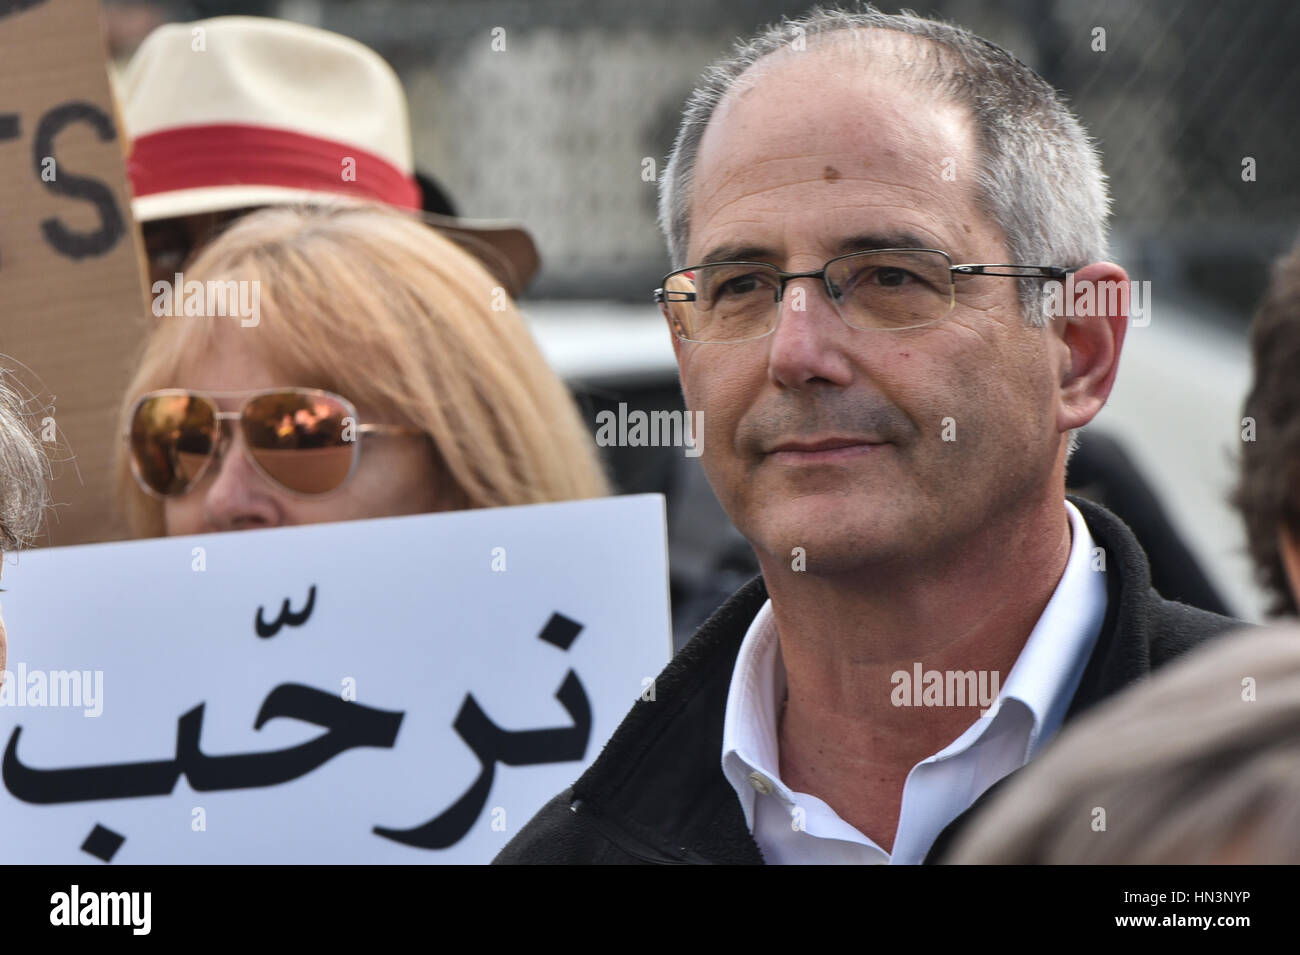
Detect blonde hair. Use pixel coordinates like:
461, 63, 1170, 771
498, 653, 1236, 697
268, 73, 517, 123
944, 625, 1300, 864
117, 203, 608, 536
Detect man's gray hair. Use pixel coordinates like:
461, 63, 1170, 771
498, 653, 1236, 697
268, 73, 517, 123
0, 369, 48, 550
657, 4, 1111, 326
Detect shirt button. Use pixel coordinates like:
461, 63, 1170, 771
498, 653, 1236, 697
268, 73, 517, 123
747, 771, 773, 795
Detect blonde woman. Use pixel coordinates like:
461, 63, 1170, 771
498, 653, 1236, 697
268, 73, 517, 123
117, 203, 608, 536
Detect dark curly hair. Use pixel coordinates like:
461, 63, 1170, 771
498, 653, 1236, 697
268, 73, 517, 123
1234, 236, 1300, 617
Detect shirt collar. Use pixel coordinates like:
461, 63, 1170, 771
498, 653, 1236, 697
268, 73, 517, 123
720, 599, 783, 830
995, 498, 1107, 757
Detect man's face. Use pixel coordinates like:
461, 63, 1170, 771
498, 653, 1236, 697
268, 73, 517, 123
676, 49, 1066, 574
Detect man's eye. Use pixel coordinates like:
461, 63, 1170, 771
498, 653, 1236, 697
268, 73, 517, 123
717, 274, 765, 296
873, 267, 913, 287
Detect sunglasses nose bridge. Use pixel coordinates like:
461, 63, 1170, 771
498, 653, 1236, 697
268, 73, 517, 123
198, 410, 243, 473
212, 409, 240, 443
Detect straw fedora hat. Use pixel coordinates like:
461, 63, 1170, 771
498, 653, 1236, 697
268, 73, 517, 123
120, 16, 539, 294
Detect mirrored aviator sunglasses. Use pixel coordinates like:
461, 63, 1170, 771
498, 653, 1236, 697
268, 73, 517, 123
126, 388, 414, 499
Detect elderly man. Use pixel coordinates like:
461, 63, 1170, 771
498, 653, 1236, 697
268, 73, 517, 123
0, 372, 48, 680
497, 7, 1238, 864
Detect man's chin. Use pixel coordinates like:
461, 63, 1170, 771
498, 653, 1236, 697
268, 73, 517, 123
738, 495, 914, 575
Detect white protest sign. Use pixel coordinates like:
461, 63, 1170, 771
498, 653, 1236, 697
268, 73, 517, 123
0, 494, 671, 863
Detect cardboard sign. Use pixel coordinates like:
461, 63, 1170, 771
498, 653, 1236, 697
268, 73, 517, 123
0, 494, 671, 863
0, 0, 148, 546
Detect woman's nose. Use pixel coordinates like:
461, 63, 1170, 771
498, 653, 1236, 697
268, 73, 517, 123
200, 430, 282, 531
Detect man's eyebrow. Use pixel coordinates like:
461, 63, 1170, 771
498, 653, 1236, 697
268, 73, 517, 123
696, 243, 777, 265
833, 232, 939, 255
694, 232, 944, 267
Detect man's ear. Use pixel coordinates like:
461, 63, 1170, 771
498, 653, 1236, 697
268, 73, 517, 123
1054, 262, 1129, 434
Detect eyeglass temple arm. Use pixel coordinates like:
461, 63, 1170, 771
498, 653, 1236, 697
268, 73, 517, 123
950, 264, 1074, 279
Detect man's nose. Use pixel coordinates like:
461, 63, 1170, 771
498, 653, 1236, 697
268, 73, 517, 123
767, 274, 855, 390
200, 431, 282, 531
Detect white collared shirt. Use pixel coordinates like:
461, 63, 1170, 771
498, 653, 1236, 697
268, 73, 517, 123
721, 500, 1107, 864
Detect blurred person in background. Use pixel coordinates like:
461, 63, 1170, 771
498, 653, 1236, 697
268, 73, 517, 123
942, 625, 1300, 864
121, 15, 540, 297
116, 203, 607, 537
0, 370, 49, 677
1065, 430, 1232, 615
1234, 236, 1300, 618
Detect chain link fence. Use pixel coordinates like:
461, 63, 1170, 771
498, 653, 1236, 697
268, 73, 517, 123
108, 0, 1300, 310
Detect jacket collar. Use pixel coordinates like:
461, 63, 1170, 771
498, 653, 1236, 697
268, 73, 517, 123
570, 496, 1188, 864
1061, 495, 1155, 721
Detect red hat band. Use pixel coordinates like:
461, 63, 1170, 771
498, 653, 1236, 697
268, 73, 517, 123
128, 123, 422, 210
